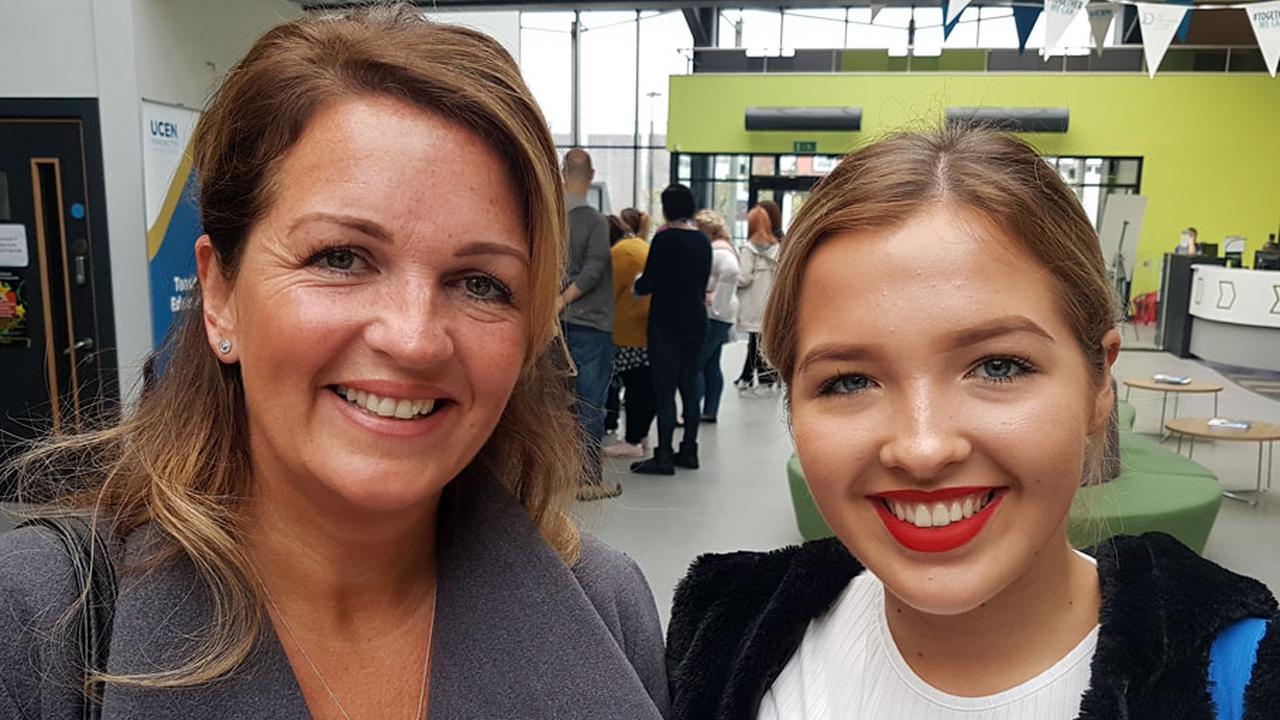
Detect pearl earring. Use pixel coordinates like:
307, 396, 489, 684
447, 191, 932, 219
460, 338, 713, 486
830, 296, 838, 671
218, 339, 233, 355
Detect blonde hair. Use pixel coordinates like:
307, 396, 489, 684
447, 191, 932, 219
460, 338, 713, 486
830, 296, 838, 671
693, 208, 730, 242
11, 4, 581, 690
762, 127, 1116, 478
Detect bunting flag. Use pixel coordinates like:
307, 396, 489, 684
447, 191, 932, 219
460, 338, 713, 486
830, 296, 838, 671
1088, 2, 1120, 55
1136, 2, 1191, 77
1175, 0, 1196, 43
870, 2, 886, 23
942, 0, 966, 39
1013, 6, 1043, 54
1247, 0, 1280, 77
945, 0, 973, 26
1044, 0, 1089, 55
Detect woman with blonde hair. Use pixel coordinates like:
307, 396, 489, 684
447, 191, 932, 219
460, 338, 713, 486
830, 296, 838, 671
692, 209, 740, 423
0, 8, 667, 719
668, 128, 1279, 719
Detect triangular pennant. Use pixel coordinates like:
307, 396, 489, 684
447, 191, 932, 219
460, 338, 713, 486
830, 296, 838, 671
941, 0, 965, 40
1088, 3, 1119, 55
1246, 0, 1280, 78
1013, 6, 1042, 55
945, 0, 972, 26
1135, 2, 1190, 77
1043, 0, 1088, 56
1173, 0, 1194, 43
870, 2, 886, 23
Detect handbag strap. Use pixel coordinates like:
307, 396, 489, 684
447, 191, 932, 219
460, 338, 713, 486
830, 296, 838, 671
18, 516, 118, 720
1209, 616, 1270, 720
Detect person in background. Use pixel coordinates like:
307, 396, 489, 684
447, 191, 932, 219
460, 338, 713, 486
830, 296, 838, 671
604, 213, 656, 460
631, 185, 712, 475
1177, 226, 1199, 255
621, 206, 652, 241
1263, 233, 1279, 252
757, 199, 784, 242
692, 209, 740, 424
559, 148, 617, 499
735, 204, 782, 395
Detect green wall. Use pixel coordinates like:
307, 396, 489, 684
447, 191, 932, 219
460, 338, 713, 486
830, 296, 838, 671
668, 73, 1280, 297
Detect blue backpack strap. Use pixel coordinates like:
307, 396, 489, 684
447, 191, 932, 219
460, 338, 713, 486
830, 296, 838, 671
1209, 617, 1269, 720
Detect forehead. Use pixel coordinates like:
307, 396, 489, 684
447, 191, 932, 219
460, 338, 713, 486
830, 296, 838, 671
796, 205, 1071, 348
266, 95, 524, 248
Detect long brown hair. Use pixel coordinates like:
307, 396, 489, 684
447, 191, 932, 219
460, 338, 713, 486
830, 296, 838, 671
762, 127, 1116, 473
12, 4, 581, 689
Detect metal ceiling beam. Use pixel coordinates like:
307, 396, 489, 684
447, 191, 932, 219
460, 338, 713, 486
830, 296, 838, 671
681, 7, 718, 47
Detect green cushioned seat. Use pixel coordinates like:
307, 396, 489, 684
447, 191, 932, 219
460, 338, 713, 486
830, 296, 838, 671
1117, 401, 1136, 432
787, 454, 834, 541
1068, 470, 1222, 553
1117, 433, 1216, 478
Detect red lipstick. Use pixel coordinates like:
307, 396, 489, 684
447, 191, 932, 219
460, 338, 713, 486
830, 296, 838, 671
871, 487, 1005, 554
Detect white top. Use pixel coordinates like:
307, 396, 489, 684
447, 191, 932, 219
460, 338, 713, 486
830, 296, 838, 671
707, 240, 741, 324
758, 557, 1099, 720
735, 241, 779, 332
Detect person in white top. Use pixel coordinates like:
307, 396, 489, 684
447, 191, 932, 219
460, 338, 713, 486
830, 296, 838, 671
667, 128, 1280, 720
735, 205, 781, 394
692, 209, 741, 423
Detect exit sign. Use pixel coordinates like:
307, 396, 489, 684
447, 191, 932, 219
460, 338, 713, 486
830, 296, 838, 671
793, 141, 817, 153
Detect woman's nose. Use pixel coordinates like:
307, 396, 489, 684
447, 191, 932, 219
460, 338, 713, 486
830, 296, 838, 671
877, 391, 972, 480
364, 282, 455, 368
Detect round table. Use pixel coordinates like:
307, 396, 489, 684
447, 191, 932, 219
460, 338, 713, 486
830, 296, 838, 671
1123, 378, 1224, 432
1165, 417, 1280, 506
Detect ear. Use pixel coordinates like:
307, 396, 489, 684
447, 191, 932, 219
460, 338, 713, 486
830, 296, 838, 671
1089, 327, 1123, 434
196, 235, 239, 363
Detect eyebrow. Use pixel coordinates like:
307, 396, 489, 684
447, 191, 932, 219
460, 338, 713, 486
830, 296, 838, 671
454, 240, 529, 267
288, 212, 392, 244
796, 315, 1055, 375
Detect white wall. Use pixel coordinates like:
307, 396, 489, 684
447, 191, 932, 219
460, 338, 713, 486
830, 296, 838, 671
132, 0, 301, 109
425, 10, 522, 60
0, 0, 98, 96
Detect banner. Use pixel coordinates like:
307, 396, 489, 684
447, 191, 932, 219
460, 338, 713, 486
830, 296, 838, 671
1088, 2, 1119, 55
1044, 0, 1088, 55
1247, 0, 1280, 77
870, 2, 885, 22
945, 0, 972, 26
1013, 6, 1043, 54
1136, 2, 1190, 77
141, 101, 203, 349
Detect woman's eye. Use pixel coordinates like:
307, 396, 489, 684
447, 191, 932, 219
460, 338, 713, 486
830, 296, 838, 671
463, 274, 513, 303
972, 357, 1033, 383
820, 374, 872, 396
309, 247, 366, 274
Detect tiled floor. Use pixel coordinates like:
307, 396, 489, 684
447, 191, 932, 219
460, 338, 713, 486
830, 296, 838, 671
5, 342, 1279, 627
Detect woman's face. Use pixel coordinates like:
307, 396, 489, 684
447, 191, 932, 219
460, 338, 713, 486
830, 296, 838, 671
198, 95, 530, 514
789, 204, 1116, 616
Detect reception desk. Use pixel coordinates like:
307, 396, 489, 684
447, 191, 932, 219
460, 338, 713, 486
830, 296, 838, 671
1187, 265, 1280, 372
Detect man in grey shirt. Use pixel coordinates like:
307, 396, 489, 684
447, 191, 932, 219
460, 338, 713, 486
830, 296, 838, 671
558, 149, 616, 499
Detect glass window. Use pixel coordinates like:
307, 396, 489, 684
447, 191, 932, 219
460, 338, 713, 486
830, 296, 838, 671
580, 11, 638, 142
718, 9, 740, 48
977, 7, 1019, 49
752, 156, 777, 175
519, 12, 574, 139
561, 146, 636, 213
912, 7, 945, 55
639, 10, 691, 139
739, 9, 783, 50
846, 7, 909, 50
781, 9, 847, 49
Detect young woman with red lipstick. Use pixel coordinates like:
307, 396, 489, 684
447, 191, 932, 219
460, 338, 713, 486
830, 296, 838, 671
667, 128, 1280, 720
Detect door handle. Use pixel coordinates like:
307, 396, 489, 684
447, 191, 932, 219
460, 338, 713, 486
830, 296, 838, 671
63, 337, 94, 355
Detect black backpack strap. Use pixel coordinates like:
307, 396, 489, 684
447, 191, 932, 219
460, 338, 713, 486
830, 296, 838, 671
18, 516, 118, 720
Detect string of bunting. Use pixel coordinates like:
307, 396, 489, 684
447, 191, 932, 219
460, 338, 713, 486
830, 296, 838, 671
936, 0, 1280, 77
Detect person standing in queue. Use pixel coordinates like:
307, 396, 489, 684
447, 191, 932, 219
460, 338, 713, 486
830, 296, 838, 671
631, 186, 712, 475
735, 204, 782, 394
692, 209, 740, 424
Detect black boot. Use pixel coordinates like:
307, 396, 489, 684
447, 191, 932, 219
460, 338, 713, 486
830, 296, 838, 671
673, 441, 699, 470
631, 447, 675, 475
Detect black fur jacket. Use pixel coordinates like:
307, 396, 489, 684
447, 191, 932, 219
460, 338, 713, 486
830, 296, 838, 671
667, 533, 1280, 720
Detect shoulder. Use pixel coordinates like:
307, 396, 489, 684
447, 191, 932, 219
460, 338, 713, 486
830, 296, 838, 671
667, 539, 860, 720
0, 526, 82, 717
573, 532, 653, 604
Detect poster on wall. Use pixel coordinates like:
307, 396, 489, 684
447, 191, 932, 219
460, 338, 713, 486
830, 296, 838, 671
142, 101, 203, 350
0, 270, 30, 347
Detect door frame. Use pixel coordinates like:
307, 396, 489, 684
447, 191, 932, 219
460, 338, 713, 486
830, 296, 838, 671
0, 98, 120, 406
747, 175, 821, 209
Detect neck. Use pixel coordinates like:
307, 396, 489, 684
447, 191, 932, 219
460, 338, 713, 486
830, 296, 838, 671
884, 530, 1099, 696
246, 473, 440, 625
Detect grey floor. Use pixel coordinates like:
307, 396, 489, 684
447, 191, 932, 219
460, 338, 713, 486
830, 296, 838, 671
4, 341, 1278, 626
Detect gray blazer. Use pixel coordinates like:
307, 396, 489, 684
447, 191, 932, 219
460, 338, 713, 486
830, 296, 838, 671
0, 476, 669, 719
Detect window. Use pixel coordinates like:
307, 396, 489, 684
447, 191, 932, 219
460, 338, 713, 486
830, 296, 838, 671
519, 12, 574, 140
1044, 156, 1143, 229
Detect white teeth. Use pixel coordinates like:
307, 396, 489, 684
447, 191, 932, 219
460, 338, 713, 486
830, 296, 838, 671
894, 503, 906, 522
913, 505, 932, 528
949, 501, 963, 522
931, 504, 949, 526
962, 497, 975, 518
338, 388, 439, 420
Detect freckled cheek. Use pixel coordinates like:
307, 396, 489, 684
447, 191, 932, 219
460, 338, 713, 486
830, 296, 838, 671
969, 400, 1088, 495
792, 409, 881, 502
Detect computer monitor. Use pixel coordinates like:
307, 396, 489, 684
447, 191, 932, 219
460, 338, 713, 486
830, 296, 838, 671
1196, 243, 1219, 258
1255, 251, 1280, 271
